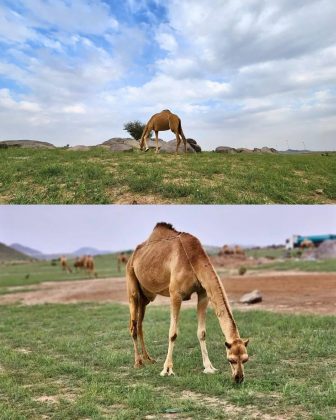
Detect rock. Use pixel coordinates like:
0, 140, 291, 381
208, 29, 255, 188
253, 148, 262, 153
187, 138, 202, 152
236, 148, 253, 153
239, 290, 262, 304
261, 147, 277, 153
102, 137, 133, 145
108, 142, 133, 152
160, 139, 195, 153
0, 140, 56, 149
215, 146, 237, 154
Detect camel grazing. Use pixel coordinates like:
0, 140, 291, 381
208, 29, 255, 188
139, 110, 187, 154
117, 252, 128, 272
85, 255, 97, 277
127, 223, 249, 383
74, 255, 97, 277
60, 256, 72, 273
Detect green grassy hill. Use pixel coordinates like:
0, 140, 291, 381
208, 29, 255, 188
0, 243, 31, 263
0, 148, 335, 204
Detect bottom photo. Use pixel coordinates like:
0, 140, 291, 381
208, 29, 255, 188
1, 205, 335, 419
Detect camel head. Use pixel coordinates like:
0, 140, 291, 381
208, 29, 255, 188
225, 338, 249, 383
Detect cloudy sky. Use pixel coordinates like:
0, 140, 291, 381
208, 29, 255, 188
1, 205, 336, 253
0, 0, 335, 150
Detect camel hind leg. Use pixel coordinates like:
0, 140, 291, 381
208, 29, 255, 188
178, 121, 187, 153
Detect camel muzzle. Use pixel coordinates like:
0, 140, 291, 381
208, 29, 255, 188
234, 374, 244, 384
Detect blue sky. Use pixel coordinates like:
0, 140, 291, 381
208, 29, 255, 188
1, 205, 336, 253
0, 0, 336, 150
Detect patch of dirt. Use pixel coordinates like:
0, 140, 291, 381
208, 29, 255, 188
1, 272, 336, 315
181, 390, 286, 420
33, 395, 58, 404
114, 192, 172, 204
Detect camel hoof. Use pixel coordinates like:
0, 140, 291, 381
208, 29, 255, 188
145, 148, 149, 152
145, 357, 156, 364
160, 367, 175, 376
203, 366, 218, 374
134, 360, 143, 368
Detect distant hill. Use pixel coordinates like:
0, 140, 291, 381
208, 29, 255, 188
0, 140, 55, 149
72, 247, 112, 256
10, 243, 44, 258
0, 243, 31, 262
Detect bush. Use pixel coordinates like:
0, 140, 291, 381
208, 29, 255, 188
123, 120, 150, 140
238, 266, 247, 276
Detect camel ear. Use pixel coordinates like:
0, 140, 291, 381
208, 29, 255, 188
225, 341, 232, 349
243, 339, 249, 347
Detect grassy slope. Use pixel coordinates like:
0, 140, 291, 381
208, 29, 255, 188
0, 304, 334, 419
0, 148, 335, 204
0, 243, 31, 263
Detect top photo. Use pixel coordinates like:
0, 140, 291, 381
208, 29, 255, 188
0, 0, 335, 204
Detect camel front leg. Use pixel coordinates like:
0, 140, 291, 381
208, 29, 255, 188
127, 268, 143, 368
197, 293, 217, 374
160, 293, 182, 376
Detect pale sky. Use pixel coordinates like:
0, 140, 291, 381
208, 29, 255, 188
1, 0, 336, 150
1, 205, 335, 253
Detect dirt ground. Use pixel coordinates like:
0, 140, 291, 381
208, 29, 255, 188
2, 272, 336, 315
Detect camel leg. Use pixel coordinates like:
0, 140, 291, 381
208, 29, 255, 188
179, 125, 187, 153
154, 130, 160, 153
127, 266, 143, 368
175, 132, 181, 155
197, 293, 218, 373
138, 294, 156, 363
160, 293, 182, 376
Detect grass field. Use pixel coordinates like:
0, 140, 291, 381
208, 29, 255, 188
0, 254, 124, 290
0, 148, 335, 204
0, 303, 334, 419
252, 258, 336, 273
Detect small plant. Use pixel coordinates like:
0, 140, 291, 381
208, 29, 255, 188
238, 266, 247, 275
123, 120, 150, 140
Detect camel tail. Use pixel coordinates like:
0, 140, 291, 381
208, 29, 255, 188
178, 119, 186, 140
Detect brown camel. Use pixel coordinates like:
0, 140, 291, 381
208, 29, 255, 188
60, 256, 72, 273
127, 223, 249, 383
74, 255, 97, 277
139, 109, 187, 154
300, 239, 314, 249
117, 252, 128, 272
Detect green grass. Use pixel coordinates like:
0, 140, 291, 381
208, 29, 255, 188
245, 247, 287, 259
0, 254, 124, 289
0, 148, 335, 203
252, 258, 336, 272
0, 303, 334, 419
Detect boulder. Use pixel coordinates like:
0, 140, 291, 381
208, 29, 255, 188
261, 147, 277, 153
108, 142, 133, 152
236, 148, 253, 153
0, 140, 55, 149
160, 139, 195, 153
253, 148, 262, 153
187, 138, 202, 152
239, 290, 262, 304
215, 146, 237, 154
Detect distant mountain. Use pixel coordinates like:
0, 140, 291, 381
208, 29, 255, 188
0, 243, 31, 262
10, 243, 44, 258
72, 247, 112, 256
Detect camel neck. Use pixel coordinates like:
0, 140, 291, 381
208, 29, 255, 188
196, 257, 240, 342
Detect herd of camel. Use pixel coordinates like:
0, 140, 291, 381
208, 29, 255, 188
59, 224, 249, 383
59, 252, 128, 277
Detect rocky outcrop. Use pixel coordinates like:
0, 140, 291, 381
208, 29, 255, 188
0, 140, 56, 149
100, 137, 201, 153
215, 146, 278, 154
215, 146, 237, 154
